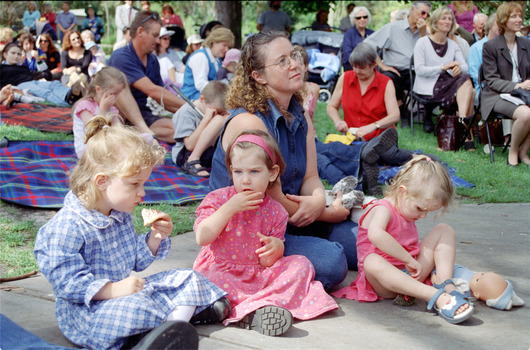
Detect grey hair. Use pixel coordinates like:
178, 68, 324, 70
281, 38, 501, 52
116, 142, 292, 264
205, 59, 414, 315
349, 42, 377, 67
484, 12, 497, 36
349, 6, 372, 25
411, 1, 432, 10
473, 13, 488, 24
395, 9, 410, 21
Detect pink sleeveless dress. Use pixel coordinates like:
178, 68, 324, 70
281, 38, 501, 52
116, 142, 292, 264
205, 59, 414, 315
332, 199, 421, 301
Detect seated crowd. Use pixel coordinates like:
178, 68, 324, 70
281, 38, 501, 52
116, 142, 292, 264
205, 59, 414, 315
0, 1, 528, 349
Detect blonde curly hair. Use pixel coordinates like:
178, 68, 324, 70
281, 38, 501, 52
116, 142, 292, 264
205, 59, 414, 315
69, 115, 166, 210
225, 30, 303, 117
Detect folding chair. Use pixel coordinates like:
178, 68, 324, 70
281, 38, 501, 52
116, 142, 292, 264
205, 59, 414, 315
477, 65, 511, 163
408, 56, 442, 136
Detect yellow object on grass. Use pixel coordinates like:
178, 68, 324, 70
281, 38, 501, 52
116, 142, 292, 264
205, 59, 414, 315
324, 132, 357, 145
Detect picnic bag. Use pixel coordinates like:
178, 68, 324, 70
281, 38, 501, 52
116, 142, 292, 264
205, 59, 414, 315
435, 113, 466, 151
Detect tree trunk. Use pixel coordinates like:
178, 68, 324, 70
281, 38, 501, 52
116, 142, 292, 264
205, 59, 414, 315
215, 1, 242, 48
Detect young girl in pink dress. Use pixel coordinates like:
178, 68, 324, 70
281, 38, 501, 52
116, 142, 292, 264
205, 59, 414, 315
193, 129, 338, 336
72, 67, 126, 158
332, 155, 475, 324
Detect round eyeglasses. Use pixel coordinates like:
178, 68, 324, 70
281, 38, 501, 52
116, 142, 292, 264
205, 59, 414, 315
264, 50, 303, 70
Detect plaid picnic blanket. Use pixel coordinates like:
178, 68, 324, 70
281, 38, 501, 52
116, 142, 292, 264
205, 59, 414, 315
0, 103, 73, 133
0, 141, 210, 208
379, 164, 474, 188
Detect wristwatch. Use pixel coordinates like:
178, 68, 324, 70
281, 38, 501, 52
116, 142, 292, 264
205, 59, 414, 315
374, 122, 381, 129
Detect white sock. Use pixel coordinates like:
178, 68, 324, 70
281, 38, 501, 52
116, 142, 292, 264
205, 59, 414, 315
167, 305, 196, 322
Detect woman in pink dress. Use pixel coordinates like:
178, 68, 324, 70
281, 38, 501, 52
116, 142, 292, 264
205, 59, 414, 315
193, 129, 338, 337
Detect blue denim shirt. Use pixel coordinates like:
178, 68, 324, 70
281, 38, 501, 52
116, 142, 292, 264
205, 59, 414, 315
209, 98, 308, 196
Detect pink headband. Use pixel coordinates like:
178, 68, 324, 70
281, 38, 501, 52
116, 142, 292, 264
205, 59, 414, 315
230, 134, 277, 165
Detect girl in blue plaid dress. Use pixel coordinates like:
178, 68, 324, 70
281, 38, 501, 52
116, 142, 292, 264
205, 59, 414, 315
34, 116, 229, 350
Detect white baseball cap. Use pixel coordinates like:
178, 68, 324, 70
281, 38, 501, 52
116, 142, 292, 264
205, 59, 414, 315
159, 27, 175, 38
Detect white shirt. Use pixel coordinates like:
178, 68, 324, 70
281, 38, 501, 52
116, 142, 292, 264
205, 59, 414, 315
187, 47, 219, 93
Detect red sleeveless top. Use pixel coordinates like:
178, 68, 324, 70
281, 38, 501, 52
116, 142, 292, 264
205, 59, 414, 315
342, 69, 392, 141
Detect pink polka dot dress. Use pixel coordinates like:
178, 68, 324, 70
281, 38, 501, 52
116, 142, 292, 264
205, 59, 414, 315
193, 186, 338, 324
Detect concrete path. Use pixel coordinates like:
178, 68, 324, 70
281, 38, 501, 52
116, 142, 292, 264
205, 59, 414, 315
1, 203, 529, 349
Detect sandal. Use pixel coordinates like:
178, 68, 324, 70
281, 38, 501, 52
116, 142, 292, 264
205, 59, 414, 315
428, 280, 474, 324
182, 160, 209, 177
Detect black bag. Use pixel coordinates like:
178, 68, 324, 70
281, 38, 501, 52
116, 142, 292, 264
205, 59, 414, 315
510, 88, 530, 106
435, 114, 467, 151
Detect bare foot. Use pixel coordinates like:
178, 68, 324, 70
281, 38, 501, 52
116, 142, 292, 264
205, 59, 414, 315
0, 85, 14, 107
436, 292, 470, 316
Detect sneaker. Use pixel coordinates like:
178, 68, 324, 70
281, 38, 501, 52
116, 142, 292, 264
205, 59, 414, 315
131, 321, 198, 350
236, 306, 292, 337
360, 128, 398, 165
189, 297, 231, 325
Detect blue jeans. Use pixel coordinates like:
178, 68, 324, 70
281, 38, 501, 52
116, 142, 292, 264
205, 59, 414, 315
284, 220, 358, 289
316, 139, 364, 186
18, 80, 70, 107
0, 314, 77, 349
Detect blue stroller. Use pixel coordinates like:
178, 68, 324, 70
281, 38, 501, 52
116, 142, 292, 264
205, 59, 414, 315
291, 29, 343, 102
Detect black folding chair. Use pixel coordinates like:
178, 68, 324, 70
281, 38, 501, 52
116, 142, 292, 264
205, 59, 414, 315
408, 56, 442, 136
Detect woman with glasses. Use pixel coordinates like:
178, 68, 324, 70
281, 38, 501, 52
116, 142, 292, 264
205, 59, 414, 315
155, 27, 185, 88
481, 2, 530, 166
60, 30, 92, 88
208, 30, 356, 290
37, 33, 61, 79
181, 27, 235, 101
342, 6, 374, 72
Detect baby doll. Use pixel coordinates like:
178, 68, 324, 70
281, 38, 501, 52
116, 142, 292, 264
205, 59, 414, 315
431, 265, 524, 310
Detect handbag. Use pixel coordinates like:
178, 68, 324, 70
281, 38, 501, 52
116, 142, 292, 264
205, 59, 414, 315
435, 113, 467, 151
510, 88, 530, 106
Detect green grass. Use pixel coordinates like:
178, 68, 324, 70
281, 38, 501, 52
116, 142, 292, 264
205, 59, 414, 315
0, 203, 40, 279
1, 103, 528, 277
313, 102, 530, 203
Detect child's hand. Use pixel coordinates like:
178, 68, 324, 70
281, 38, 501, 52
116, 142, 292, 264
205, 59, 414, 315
31, 50, 39, 60
93, 276, 145, 300
256, 233, 284, 268
114, 276, 145, 296
149, 212, 173, 240
405, 257, 422, 279
225, 191, 264, 215
100, 90, 119, 112
204, 107, 217, 121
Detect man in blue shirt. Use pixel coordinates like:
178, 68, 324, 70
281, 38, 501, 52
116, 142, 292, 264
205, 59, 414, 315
56, 1, 77, 43
108, 11, 185, 144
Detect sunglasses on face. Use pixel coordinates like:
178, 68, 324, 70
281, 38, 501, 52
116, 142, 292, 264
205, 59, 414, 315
355, 16, 368, 20
40, 39, 48, 43
139, 13, 159, 26
420, 10, 430, 17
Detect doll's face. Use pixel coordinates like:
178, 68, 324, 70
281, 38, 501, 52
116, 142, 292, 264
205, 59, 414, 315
470, 272, 508, 301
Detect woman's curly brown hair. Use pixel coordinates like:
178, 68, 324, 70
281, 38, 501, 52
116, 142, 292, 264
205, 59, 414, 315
225, 30, 303, 117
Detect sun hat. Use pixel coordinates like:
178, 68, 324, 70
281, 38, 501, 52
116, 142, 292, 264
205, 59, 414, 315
222, 48, 241, 67
159, 27, 175, 38
85, 5, 98, 16
187, 34, 204, 45
84, 41, 97, 50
